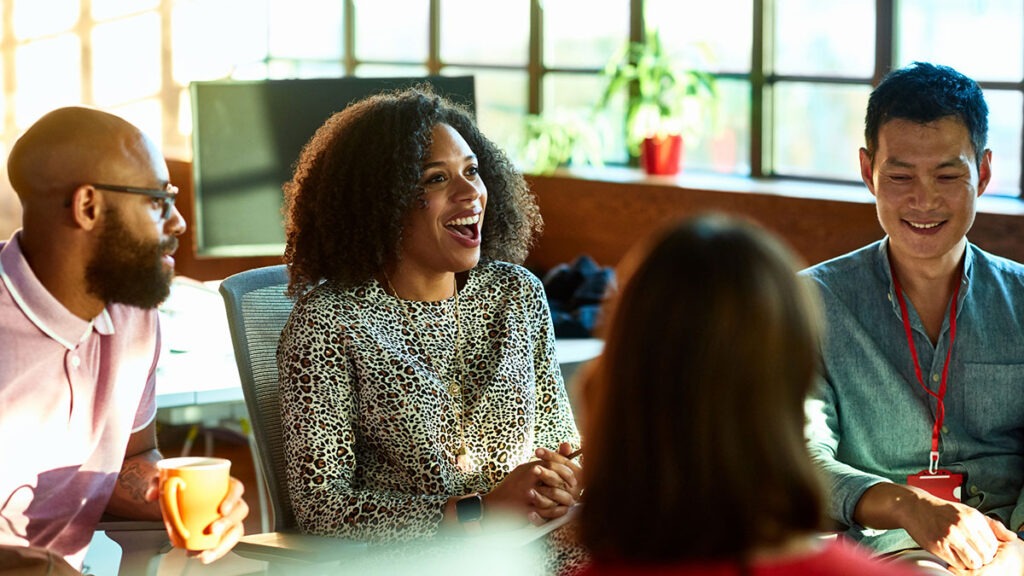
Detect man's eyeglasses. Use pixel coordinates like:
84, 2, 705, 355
90, 183, 179, 221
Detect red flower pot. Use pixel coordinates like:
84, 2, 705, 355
640, 134, 683, 175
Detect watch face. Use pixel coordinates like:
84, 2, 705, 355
456, 494, 483, 523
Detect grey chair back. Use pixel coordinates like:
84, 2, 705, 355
219, 264, 296, 532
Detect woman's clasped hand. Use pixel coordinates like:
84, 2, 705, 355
482, 443, 583, 528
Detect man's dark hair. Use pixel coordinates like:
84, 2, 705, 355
864, 61, 988, 165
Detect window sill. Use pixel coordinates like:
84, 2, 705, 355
524, 166, 1024, 270
530, 165, 1024, 217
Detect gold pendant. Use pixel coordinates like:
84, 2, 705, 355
456, 445, 471, 472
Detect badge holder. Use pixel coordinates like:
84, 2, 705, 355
907, 450, 963, 502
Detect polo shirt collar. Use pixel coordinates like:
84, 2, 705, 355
0, 230, 115, 350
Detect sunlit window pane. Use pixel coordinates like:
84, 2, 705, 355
175, 88, 192, 158
544, 72, 621, 164
355, 64, 428, 77
172, 0, 269, 84
268, 60, 345, 79
684, 78, 750, 175
109, 98, 162, 149
543, 72, 608, 118
984, 90, 1022, 196
444, 67, 527, 157
353, 0, 427, 62
92, 0, 158, 20
13, 0, 79, 39
773, 82, 871, 180
92, 13, 161, 106
775, 0, 874, 78
898, 0, 1023, 82
544, 0, 628, 69
441, 0, 528, 66
15, 36, 81, 129
230, 62, 270, 80
0, 59, 5, 125
269, 0, 343, 60
646, 0, 752, 73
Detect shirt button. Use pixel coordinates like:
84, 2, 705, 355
969, 485, 980, 495
70, 355, 81, 368
942, 426, 949, 434
932, 374, 940, 382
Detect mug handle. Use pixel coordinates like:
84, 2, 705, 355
162, 477, 190, 540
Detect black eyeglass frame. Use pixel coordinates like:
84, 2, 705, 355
89, 182, 179, 220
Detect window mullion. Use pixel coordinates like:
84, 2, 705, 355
874, 0, 894, 85
428, 0, 440, 74
528, 0, 541, 114
80, 0, 93, 106
752, 0, 768, 177
344, 0, 356, 74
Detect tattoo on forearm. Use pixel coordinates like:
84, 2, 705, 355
118, 460, 152, 503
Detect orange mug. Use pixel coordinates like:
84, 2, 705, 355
157, 457, 231, 551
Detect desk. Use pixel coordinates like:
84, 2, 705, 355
88, 527, 549, 576
156, 278, 241, 410
86, 528, 269, 576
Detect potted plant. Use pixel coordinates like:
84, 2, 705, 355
516, 110, 605, 175
598, 30, 716, 175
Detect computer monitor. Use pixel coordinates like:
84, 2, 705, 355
190, 75, 476, 256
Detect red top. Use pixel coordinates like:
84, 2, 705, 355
577, 539, 927, 576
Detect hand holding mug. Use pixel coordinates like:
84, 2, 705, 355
155, 457, 248, 564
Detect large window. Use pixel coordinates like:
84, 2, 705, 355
0, 0, 1021, 195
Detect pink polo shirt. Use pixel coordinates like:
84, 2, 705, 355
0, 231, 158, 569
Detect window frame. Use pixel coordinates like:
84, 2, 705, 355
1, 0, 1020, 197
326, 0, 1023, 196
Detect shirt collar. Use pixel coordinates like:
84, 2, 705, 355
0, 230, 115, 350
876, 237, 974, 314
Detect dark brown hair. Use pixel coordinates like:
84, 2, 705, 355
864, 61, 988, 166
282, 85, 542, 296
579, 213, 827, 564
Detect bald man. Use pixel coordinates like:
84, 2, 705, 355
0, 107, 248, 569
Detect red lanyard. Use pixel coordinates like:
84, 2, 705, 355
891, 268, 960, 474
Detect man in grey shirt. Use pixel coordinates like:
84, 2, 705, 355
804, 62, 1024, 573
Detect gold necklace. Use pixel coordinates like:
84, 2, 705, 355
384, 273, 471, 472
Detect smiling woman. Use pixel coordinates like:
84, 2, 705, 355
276, 85, 586, 573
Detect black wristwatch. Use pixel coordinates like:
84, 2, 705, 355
456, 493, 484, 530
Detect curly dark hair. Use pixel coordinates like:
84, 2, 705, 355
865, 61, 988, 166
282, 84, 542, 296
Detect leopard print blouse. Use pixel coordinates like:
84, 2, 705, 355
277, 260, 581, 541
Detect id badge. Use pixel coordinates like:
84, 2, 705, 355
907, 470, 964, 502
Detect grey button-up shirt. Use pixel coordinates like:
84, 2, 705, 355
803, 239, 1024, 553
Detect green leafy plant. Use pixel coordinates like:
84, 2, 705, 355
598, 29, 717, 160
517, 110, 605, 175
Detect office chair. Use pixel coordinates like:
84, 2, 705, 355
219, 264, 296, 533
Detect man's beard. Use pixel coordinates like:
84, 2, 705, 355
85, 209, 177, 309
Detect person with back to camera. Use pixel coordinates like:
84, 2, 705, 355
576, 214, 923, 576
0, 107, 248, 570
803, 61, 1024, 574
276, 85, 585, 570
